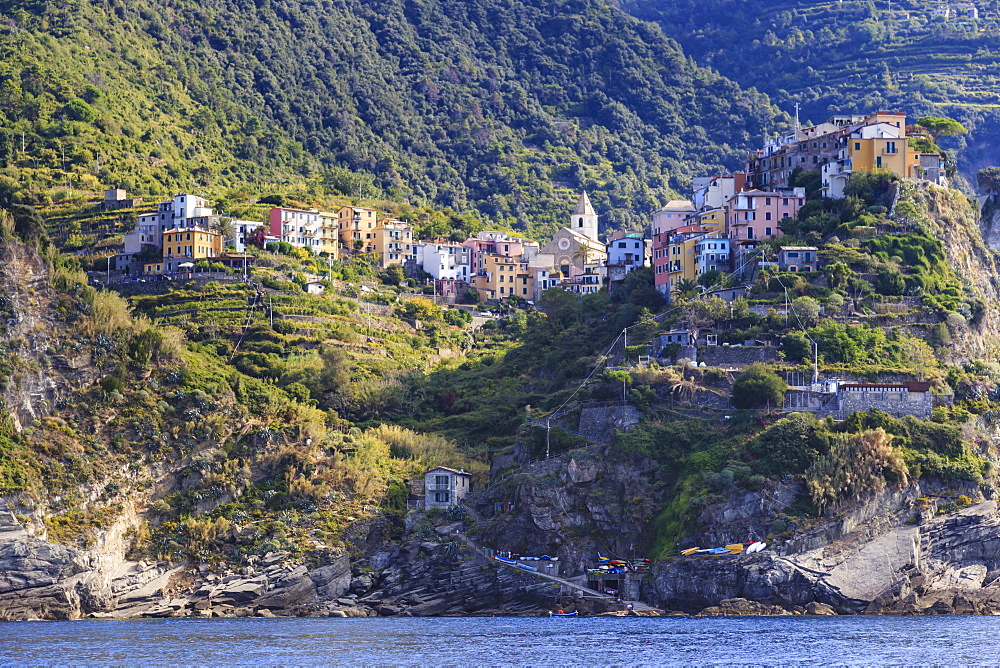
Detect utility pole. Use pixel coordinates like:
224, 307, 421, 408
107, 254, 111, 284
545, 417, 551, 459
813, 339, 819, 386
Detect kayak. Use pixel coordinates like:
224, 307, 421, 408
680, 547, 699, 556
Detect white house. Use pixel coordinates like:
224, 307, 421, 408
694, 233, 731, 275
421, 241, 471, 282
124, 193, 216, 255
424, 466, 471, 509
229, 219, 265, 253
606, 231, 646, 273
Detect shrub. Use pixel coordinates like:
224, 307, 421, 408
732, 364, 787, 409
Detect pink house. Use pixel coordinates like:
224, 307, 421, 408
725, 188, 806, 242
463, 231, 534, 275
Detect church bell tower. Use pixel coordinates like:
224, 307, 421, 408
572, 192, 599, 242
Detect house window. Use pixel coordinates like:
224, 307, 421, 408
765, 227, 772, 237
434, 492, 450, 503
783, 198, 788, 206
765, 197, 771, 205
876, 157, 883, 168
854, 142, 861, 151
886, 141, 896, 154
765, 212, 772, 221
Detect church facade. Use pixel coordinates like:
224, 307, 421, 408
540, 192, 607, 278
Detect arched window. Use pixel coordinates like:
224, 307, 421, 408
578, 217, 584, 227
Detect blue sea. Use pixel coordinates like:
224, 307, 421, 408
2, 616, 999, 665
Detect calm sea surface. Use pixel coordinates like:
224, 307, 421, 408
2, 616, 1000, 665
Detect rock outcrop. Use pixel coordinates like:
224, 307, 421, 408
647, 493, 1000, 616
476, 444, 666, 574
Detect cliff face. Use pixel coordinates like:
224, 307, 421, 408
473, 444, 667, 575
0, 241, 100, 430
913, 183, 1000, 360
646, 482, 1000, 615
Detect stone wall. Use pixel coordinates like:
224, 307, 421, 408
699, 345, 779, 367
578, 404, 642, 443
836, 390, 934, 419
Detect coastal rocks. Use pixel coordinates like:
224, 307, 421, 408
805, 602, 837, 615
365, 535, 562, 616
697, 598, 792, 616
0, 510, 89, 620
649, 494, 1000, 616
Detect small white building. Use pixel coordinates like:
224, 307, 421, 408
424, 466, 472, 509
229, 219, 265, 253
304, 281, 325, 294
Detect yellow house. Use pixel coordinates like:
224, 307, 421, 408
472, 254, 533, 302
846, 136, 918, 176
337, 206, 378, 251
372, 219, 415, 268
664, 234, 702, 294
163, 227, 223, 259
687, 208, 725, 234
319, 211, 339, 256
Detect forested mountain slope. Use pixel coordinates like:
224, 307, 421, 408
622, 0, 1000, 178
0, 0, 780, 236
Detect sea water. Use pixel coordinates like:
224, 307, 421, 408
2, 615, 999, 665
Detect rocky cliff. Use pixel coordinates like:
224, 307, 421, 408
646, 483, 1000, 615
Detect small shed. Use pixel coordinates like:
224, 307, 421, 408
305, 281, 325, 294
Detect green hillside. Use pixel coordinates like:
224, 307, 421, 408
0, 0, 781, 238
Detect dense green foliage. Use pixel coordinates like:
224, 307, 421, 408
0, 0, 780, 237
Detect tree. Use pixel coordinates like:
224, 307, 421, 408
977, 166, 1000, 195
790, 296, 821, 324
213, 218, 235, 246
916, 116, 968, 142
731, 364, 787, 409
572, 240, 595, 267
823, 262, 855, 291
247, 228, 267, 249
399, 297, 441, 321
671, 278, 699, 302
876, 264, 905, 296
10, 204, 45, 241
697, 269, 724, 289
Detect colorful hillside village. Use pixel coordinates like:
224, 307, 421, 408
110, 110, 944, 307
